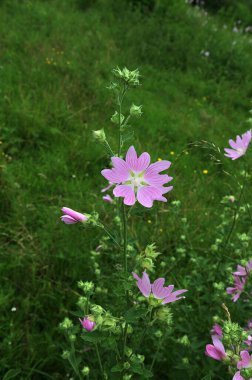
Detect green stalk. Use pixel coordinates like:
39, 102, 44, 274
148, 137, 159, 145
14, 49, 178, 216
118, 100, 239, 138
69, 341, 83, 380
95, 342, 104, 379
150, 332, 166, 373
118, 83, 127, 157
101, 223, 121, 248
122, 202, 128, 273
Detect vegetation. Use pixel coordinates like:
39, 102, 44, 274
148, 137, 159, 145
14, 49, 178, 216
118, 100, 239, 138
1, 0, 252, 378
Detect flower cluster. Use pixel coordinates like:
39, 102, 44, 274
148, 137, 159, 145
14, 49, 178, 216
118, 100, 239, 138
206, 320, 252, 379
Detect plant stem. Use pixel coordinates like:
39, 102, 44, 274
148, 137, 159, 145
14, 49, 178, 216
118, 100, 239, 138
69, 341, 83, 380
122, 322, 128, 360
118, 84, 127, 156
150, 333, 166, 372
95, 342, 104, 379
122, 202, 128, 273
223, 170, 247, 250
101, 224, 121, 248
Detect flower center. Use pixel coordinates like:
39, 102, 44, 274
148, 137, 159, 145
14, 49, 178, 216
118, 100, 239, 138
125, 171, 147, 190
237, 147, 245, 154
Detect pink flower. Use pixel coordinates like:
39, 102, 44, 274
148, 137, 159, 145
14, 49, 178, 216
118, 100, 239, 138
233, 261, 252, 277
211, 323, 223, 337
237, 350, 252, 370
233, 372, 245, 380
61, 207, 88, 224
79, 317, 96, 332
103, 194, 113, 203
224, 130, 251, 160
132, 271, 187, 304
205, 335, 227, 361
226, 275, 247, 302
101, 146, 173, 208
248, 320, 252, 329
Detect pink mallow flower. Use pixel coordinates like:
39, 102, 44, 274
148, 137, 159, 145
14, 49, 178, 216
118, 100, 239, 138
226, 275, 247, 302
205, 335, 227, 361
61, 207, 88, 224
101, 146, 173, 208
79, 317, 96, 332
224, 130, 251, 160
233, 261, 252, 277
103, 194, 113, 203
132, 271, 187, 304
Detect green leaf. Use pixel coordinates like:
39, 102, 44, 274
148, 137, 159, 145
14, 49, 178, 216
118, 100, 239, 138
80, 331, 103, 343
125, 307, 147, 323
201, 376, 211, 380
111, 363, 124, 373
3, 369, 22, 380
131, 363, 153, 378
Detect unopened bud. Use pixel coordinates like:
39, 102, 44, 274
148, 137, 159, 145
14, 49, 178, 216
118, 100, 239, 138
130, 104, 142, 117
81, 366, 90, 376
93, 129, 106, 142
111, 111, 125, 125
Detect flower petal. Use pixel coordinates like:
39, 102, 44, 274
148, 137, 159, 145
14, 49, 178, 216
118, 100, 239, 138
101, 168, 129, 183
113, 185, 136, 206
61, 207, 87, 222
145, 160, 171, 175
126, 146, 139, 171
152, 278, 174, 299
61, 215, 78, 224
137, 186, 162, 208
136, 152, 151, 171
133, 271, 151, 297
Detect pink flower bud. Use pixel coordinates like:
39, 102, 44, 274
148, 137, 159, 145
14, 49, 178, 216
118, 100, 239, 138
79, 317, 96, 332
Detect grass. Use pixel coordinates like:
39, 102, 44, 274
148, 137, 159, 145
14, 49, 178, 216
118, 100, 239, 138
1, 0, 252, 378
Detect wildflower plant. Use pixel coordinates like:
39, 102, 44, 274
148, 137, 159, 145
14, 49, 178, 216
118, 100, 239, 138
59, 68, 188, 379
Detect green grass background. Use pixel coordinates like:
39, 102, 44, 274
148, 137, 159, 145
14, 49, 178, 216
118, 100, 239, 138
1, 0, 252, 378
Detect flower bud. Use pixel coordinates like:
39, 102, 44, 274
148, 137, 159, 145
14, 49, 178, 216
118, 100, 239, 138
130, 104, 142, 117
69, 334, 76, 342
125, 347, 132, 357
79, 316, 96, 332
141, 257, 154, 271
145, 243, 161, 259
81, 367, 90, 377
113, 67, 140, 87
78, 281, 94, 294
77, 296, 88, 310
156, 307, 173, 325
59, 318, 73, 331
154, 330, 163, 338
62, 350, 70, 360
123, 375, 132, 380
123, 362, 131, 370
111, 111, 125, 125
90, 304, 104, 315
93, 129, 106, 142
